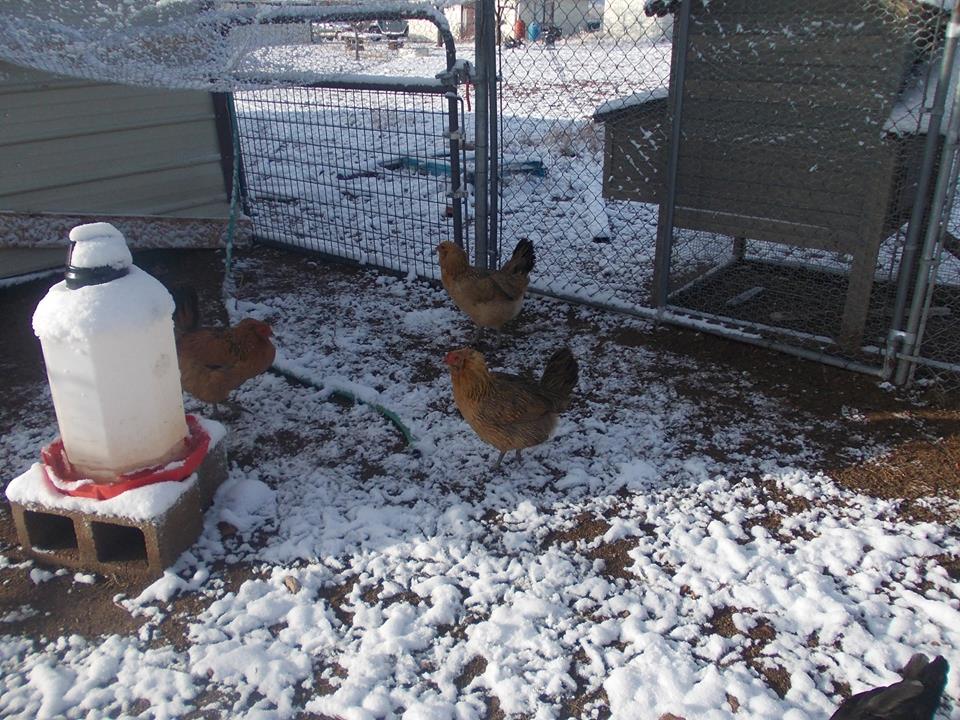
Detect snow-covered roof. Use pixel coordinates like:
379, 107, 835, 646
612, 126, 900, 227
593, 87, 668, 120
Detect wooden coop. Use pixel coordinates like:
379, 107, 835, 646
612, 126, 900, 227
594, 0, 944, 349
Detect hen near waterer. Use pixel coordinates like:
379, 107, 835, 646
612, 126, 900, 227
5, 223, 228, 580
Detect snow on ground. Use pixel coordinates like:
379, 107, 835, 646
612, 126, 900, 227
1, 250, 957, 719
233, 36, 676, 304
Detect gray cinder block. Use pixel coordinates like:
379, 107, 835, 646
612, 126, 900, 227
8, 438, 227, 580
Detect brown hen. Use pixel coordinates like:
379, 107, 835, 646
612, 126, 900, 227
437, 239, 535, 344
445, 346, 578, 469
171, 286, 275, 417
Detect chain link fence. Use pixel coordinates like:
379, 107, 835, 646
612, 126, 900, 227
495, 3, 673, 308
658, 1, 953, 369
3, 0, 958, 391
491, 0, 960, 392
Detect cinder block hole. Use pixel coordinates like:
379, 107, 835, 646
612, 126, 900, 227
91, 522, 148, 564
24, 511, 78, 552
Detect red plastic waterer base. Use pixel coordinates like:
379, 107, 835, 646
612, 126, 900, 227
39, 414, 211, 501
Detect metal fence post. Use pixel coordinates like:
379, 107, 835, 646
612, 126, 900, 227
890, 3, 960, 357
651, 0, 692, 309
212, 92, 249, 217
895, 8, 960, 386
447, 90, 464, 249
487, 8, 500, 271
473, 0, 494, 270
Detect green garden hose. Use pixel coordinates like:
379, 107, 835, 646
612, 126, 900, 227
269, 363, 418, 448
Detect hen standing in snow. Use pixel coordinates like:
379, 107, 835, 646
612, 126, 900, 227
437, 239, 535, 344
171, 286, 276, 418
829, 654, 949, 720
444, 346, 578, 469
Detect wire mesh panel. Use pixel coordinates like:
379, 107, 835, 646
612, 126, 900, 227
234, 84, 466, 278
495, 0, 674, 306
912, 253, 960, 392
655, 0, 956, 370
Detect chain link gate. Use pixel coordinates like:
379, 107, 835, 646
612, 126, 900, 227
486, 0, 673, 306
481, 0, 960, 390
234, 81, 468, 278
229, 8, 471, 279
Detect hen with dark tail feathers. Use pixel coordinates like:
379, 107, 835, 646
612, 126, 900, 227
829, 654, 949, 720
445, 346, 578, 470
437, 238, 535, 344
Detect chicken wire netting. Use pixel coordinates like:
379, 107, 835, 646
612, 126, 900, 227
0, 1, 454, 91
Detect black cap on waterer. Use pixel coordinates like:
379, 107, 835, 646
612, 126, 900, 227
64, 223, 132, 289
65, 243, 129, 289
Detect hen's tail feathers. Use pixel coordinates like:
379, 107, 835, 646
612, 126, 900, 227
171, 285, 200, 335
909, 655, 949, 718
540, 347, 578, 411
828, 654, 948, 720
503, 239, 535, 275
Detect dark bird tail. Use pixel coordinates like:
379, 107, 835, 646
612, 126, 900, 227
502, 238, 535, 275
171, 285, 200, 335
908, 655, 949, 718
829, 654, 949, 720
540, 347, 578, 411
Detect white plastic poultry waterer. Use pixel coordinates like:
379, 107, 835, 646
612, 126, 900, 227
32, 223, 189, 481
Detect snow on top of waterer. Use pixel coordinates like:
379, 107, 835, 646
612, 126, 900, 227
67, 223, 133, 271
32, 268, 174, 345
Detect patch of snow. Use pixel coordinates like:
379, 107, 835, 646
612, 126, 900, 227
594, 86, 668, 118
29, 569, 55, 585
66, 223, 132, 271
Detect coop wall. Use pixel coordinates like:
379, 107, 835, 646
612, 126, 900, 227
680, 4, 912, 252
601, 2, 916, 254
601, 99, 668, 204
0, 60, 231, 219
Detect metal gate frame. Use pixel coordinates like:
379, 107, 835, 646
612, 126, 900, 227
229, 5, 470, 266
896, 74, 960, 387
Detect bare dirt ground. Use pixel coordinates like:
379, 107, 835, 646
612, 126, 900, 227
1, 245, 958, 717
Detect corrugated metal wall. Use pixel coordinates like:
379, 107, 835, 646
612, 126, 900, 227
0, 61, 230, 219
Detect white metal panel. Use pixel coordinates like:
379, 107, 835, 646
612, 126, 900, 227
2, 164, 230, 215
0, 60, 230, 219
